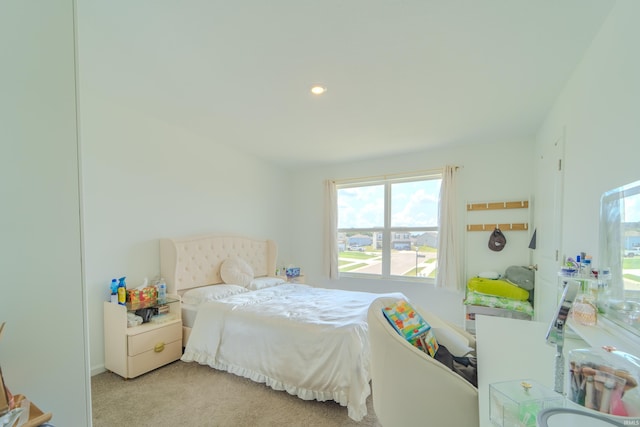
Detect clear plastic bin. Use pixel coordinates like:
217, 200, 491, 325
568, 347, 640, 418
489, 379, 564, 427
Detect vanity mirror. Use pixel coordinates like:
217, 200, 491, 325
599, 179, 640, 337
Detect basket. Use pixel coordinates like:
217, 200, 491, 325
12, 394, 52, 427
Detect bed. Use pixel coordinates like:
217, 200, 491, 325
463, 275, 534, 334
159, 233, 405, 421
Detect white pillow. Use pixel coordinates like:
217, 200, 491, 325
430, 326, 474, 357
220, 257, 254, 287
248, 276, 286, 291
422, 311, 474, 357
181, 284, 248, 306
478, 271, 501, 279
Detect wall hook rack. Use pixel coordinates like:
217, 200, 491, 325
466, 223, 529, 232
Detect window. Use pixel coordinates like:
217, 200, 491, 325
336, 173, 442, 280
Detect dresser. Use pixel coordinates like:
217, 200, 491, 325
103, 297, 182, 379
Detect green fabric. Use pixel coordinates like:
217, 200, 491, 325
464, 290, 534, 317
467, 277, 529, 301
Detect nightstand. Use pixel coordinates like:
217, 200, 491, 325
103, 296, 182, 379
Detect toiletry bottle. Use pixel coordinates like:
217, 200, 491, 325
582, 258, 592, 278
157, 277, 167, 304
110, 278, 118, 304
117, 276, 127, 305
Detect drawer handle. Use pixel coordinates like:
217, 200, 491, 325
154, 342, 165, 353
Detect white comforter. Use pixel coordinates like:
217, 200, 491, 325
181, 283, 404, 421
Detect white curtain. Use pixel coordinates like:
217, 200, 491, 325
435, 166, 461, 291
324, 180, 339, 279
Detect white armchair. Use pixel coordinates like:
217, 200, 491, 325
368, 297, 479, 427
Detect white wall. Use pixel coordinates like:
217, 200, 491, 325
534, 0, 640, 322
0, 1, 91, 425
289, 138, 534, 325
77, 85, 293, 373
75, 17, 294, 372
76, 0, 640, 382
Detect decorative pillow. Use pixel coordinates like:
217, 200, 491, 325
382, 299, 439, 357
181, 284, 248, 306
467, 277, 529, 301
248, 276, 286, 291
220, 257, 254, 287
504, 265, 535, 290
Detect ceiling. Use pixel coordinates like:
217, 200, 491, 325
80, 1, 615, 167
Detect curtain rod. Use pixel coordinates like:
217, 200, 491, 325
333, 166, 460, 186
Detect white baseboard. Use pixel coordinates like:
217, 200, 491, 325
91, 364, 107, 376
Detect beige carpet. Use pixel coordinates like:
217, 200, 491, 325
91, 361, 382, 427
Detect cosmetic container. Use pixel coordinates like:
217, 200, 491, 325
568, 347, 640, 418
489, 379, 564, 427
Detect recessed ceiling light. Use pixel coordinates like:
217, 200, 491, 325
310, 85, 327, 95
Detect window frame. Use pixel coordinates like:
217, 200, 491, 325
336, 172, 441, 281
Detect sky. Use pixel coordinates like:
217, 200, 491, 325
337, 179, 441, 229
625, 193, 640, 222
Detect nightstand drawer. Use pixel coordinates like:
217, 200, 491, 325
127, 339, 182, 378
127, 321, 181, 356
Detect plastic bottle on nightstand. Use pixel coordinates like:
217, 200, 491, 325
157, 277, 167, 304
110, 278, 118, 304
117, 277, 127, 305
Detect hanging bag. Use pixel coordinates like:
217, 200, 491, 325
488, 228, 507, 252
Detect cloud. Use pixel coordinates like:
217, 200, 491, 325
338, 179, 441, 228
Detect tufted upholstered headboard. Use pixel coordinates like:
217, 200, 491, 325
159, 234, 278, 295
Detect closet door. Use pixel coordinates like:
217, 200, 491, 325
0, 2, 90, 426
533, 129, 565, 322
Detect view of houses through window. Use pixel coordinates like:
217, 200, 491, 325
337, 174, 441, 279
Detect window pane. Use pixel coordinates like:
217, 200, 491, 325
337, 232, 381, 275
391, 179, 441, 227
338, 185, 384, 228
390, 231, 438, 278
334, 174, 441, 281
623, 192, 640, 291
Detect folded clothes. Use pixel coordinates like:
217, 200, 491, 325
464, 290, 534, 317
126, 312, 143, 327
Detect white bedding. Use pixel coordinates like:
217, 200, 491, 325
181, 283, 405, 421
181, 303, 199, 328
